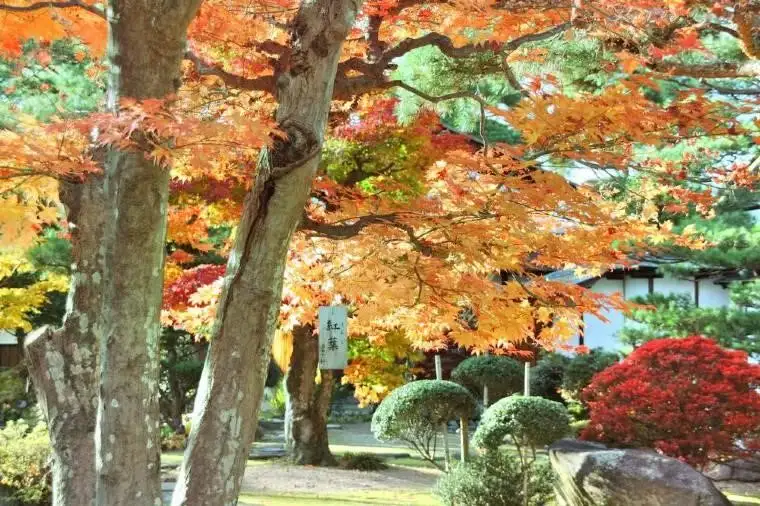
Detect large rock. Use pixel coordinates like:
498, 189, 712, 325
704, 456, 760, 482
549, 439, 731, 506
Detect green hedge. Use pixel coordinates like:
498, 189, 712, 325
561, 350, 619, 398
529, 353, 570, 403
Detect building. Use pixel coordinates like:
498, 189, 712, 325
546, 262, 739, 352
0, 330, 21, 369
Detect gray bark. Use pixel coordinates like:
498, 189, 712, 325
284, 325, 337, 466
24, 177, 105, 506
94, 2, 201, 505
25, 3, 202, 506
172, 1, 361, 503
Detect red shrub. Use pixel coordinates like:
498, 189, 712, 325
581, 336, 760, 468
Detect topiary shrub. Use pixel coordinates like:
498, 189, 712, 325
338, 452, 388, 471
473, 395, 568, 506
582, 336, 760, 468
473, 395, 570, 453
434, 450, 553, 506
529, 353, 569, 403
371, 380, 477, 468
0, 419, 51, 505
451, 355, 522, 404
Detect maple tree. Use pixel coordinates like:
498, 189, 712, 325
0, 250, 67, 332
618, 179, 760, 354
582, 336, 760, 468
0, 0, 758, 505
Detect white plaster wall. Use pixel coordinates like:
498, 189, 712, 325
654, 276, 695, 301
0, 331, 17, 345
571, 274, 736, 351
624, 277, 649, 300
698, 279, 731, 308
582, 278, 626, 351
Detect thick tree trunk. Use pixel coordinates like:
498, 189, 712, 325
94, 149, 169, 505
25, 3, 201, 505
95, 4, 201, 503
24, 177, 104, 506
173, 1, 361, 503
284, 325, 337, 466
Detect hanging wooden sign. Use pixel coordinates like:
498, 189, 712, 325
318, 305, 348, 370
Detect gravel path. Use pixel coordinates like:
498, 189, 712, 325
240, 463, 438, 495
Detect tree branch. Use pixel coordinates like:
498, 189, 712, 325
697, 22, 739, 39
652, 60, 760, 79
300, 213, 434, 255
0, 0, 104, 17
335, 23, 569, 101
300, 213, 399, 238
339, 22, 569, 79
185, 51, 276, 93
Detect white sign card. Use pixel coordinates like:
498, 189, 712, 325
318, 305, 348, 369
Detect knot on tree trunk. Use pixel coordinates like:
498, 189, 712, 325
269, 119, 321, 175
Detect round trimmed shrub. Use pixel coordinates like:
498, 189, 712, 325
582, 336, 760, 468
451, 355, 522, 403
473, 395, 570, 452
529, 353, 569, 403
434, 450, 553, 506
371, 380, 477, 465
372, 380, 477, 440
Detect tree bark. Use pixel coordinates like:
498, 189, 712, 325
23, 3, 202, 506
94, 2, 202, 501
284, 325, 337, 466
24, 177, 104, 506
173, 1, 361, 503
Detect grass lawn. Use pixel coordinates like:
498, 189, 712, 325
238, 490, 437, 505
726, 492, 760, 505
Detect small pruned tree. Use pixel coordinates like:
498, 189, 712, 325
371, 380, 477, 469
582, 336, 760, 468
473, 395, 570, 506
434, 450, 554, 506
529, 353, 570, 403
451, 356, 523, 405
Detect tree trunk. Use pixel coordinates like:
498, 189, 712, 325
24, 177, 104, 506
173, 1, 361, 503
24, 3, 202, 505
284, 325, 337, 466
94, 4, 201, 504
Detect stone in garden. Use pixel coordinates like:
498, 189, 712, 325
249, 445, 287, 459
549, 439, 731, 506
703, 456, 760, 482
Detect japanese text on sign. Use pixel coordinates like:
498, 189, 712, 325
318, 306, 348, 370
